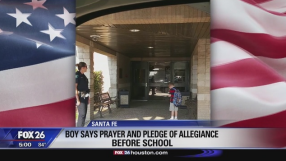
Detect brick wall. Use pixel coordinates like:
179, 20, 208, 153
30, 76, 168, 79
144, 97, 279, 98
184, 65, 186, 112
196, 39, 210, 120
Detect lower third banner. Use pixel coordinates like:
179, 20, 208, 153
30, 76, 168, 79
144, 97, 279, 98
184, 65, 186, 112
0, 121, 286, 149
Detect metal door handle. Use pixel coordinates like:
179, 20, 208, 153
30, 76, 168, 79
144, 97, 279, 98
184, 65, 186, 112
145, 83, 147, 87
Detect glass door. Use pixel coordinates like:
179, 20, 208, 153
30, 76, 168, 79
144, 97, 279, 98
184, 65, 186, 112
131, 61, 149, 100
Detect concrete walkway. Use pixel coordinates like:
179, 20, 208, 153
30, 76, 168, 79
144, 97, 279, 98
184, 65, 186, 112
84, 99, 196, 126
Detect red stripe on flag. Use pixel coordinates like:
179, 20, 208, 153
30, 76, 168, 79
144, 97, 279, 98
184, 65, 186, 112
221, 110, 286, 128
253, 0, 272, 3
0, 98, 75, 127
211, 58, 285, 90
211, 29, 286, 59
210, 37, 222, 43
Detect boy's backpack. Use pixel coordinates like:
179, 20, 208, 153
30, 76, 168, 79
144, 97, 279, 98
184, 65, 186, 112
172, 88, 182, 107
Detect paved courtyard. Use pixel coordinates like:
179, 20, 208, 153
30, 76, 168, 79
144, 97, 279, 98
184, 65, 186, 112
83, 99, 196, 126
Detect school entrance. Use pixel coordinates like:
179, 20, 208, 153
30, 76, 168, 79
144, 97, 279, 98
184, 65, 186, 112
131, 61, 190, 101
76, 0, 211, 122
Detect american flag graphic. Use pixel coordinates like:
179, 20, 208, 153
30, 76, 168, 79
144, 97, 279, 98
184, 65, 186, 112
0, 0, 285, 147
211, 0, 286, 147
0, 0, 75, 127
211, 0, 286, 127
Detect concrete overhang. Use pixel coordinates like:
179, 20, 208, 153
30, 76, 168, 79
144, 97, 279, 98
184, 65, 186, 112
76, 0, 210, 26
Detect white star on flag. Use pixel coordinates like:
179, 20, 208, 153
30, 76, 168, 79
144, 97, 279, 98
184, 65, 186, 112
56, 7, 75, 26
26, 38, 52, 48
36, 42, 42, 48
7, 8, 32, 27
40, 23, 65, 41
24, 0, 47, 10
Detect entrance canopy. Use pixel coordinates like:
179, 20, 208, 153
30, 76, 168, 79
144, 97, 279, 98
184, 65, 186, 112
76, 0, 210, 59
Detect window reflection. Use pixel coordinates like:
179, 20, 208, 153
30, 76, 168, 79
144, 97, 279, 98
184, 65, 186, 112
173, 62, 186, 83
174, 69, 185, 83
149, 62, 170, 83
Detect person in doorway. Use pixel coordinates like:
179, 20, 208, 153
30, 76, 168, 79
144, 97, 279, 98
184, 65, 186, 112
76, 62, 90, 127
168, 82, 178, 120
150, 76, 156, 95
151, 86, 156, 95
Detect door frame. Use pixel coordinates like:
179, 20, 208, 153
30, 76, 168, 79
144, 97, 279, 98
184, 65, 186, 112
131, 61, 149, 101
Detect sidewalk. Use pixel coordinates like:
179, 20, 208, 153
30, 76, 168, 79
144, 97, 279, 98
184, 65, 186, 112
83, 99, 196, 126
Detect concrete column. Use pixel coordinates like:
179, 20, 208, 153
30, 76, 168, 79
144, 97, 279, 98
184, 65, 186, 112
86, 41, 95, 121
196, 39, 210, 120
108, 55, 117, 108
191, 45, 198, 99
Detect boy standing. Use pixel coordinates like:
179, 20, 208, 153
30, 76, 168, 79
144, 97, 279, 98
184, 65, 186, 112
168, 83, 178, 120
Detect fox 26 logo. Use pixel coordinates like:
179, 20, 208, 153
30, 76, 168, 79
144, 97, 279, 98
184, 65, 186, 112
113, 150, 130, 155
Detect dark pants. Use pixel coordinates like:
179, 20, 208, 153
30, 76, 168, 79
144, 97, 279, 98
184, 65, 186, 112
151, 87, 156, 95
77, 97, 89, 127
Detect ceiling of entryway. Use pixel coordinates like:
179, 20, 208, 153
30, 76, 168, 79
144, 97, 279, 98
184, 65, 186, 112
76, 2, 210, 58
